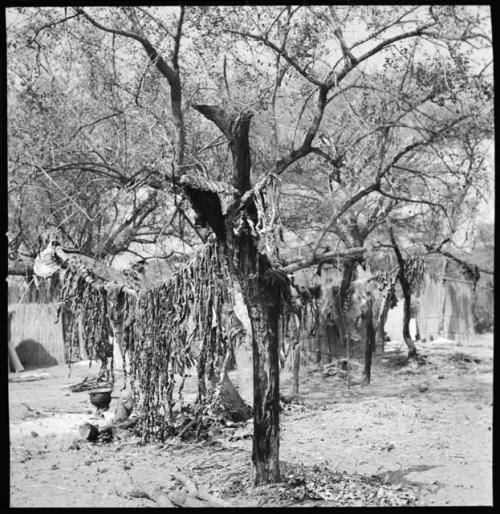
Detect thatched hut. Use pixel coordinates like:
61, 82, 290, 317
8, 273, 66, 369
385, 255, 476, 345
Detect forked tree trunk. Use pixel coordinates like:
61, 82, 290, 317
191, 105, 284, 485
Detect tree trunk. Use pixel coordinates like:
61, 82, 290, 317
375, 276, 396, 353
402, 286, 418, 359
249, 299, 281, 485
332, 258, 357, 359
389, 227, 418, 360
291, 313, 301, 394
292, 343, 300, 395
170, 72, 185, 167
331, 290, 347, 358
231, 236, 283, 486
362, 295, 375, 384
315, 307, 322, 364
191, 105, 285, 485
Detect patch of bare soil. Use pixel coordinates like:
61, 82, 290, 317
9, 334, 492, 507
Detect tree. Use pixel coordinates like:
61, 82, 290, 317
7, 5, 493, 484
7, 6, 204, 268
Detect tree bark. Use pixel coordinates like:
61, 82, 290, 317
362, 295, 375, 384
337, 258, 357, 359
375, 275, 397, 353
229, 235, 283, 485
326, 258, 356, 361
315, 307, 322, 364
401, 284, 418, 359
292, 343, 300, 395
191, 105, 284, 485
389, 228, 418, 359
169, 72, 185, 167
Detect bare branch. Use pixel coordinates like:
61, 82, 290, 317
69, 110, 124, 142
135, 7, 175, 38
283, 247, 366, 273
223, 54, 231, 98
192, 104, 232, 139
388, 225, 407, 288
428, 249, 493, 276
76, 8, 178, 84
35, 165, 92, 221
309, 147, 341, 182
275, 85, 328, 175
312, 181, 381, 256
350, 6, 424, 51
32, 11, 81, 43
377, 186, 448, 216
172, 6, 185, 69
226, 29, 325, 87
328, 6, 357, 66
326, 25, 435, 88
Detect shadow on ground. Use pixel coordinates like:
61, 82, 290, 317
15, 339, 59, 370
376, 464, 443, 486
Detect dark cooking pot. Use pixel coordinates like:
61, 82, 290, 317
89, 388, 112, 411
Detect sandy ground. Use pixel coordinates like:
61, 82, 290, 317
9, 333, 492, 507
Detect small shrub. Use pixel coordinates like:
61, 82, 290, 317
472, 303, 493, 334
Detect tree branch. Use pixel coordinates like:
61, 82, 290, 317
310, 147, 342, 182
282, 247, 366, 273
32, 12, 81, 43
275, 85, 329, 175
433, 250, 493, 276
226, 29, 325, 87
192, 104, 232, 139
328, 6, 358, 66
388, 225, 408, 289
172, 6, 185, 69
192, 104, 253, 195
76, 8, 178, 84
327, 25, 435, 88
377, 186, 448, 216
312, 181, 381, 256
69, 110, 124, 141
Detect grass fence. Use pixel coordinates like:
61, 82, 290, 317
9, 303, 65, 369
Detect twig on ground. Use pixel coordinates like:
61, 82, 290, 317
170, 471, 233, 507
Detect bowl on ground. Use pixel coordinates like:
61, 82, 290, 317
89, 388, 112, 411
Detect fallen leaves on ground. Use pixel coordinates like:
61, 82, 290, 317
224, 461, 420, 507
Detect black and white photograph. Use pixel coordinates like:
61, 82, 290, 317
6, 4, 493, 507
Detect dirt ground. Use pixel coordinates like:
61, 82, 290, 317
9, 333, 492, 507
